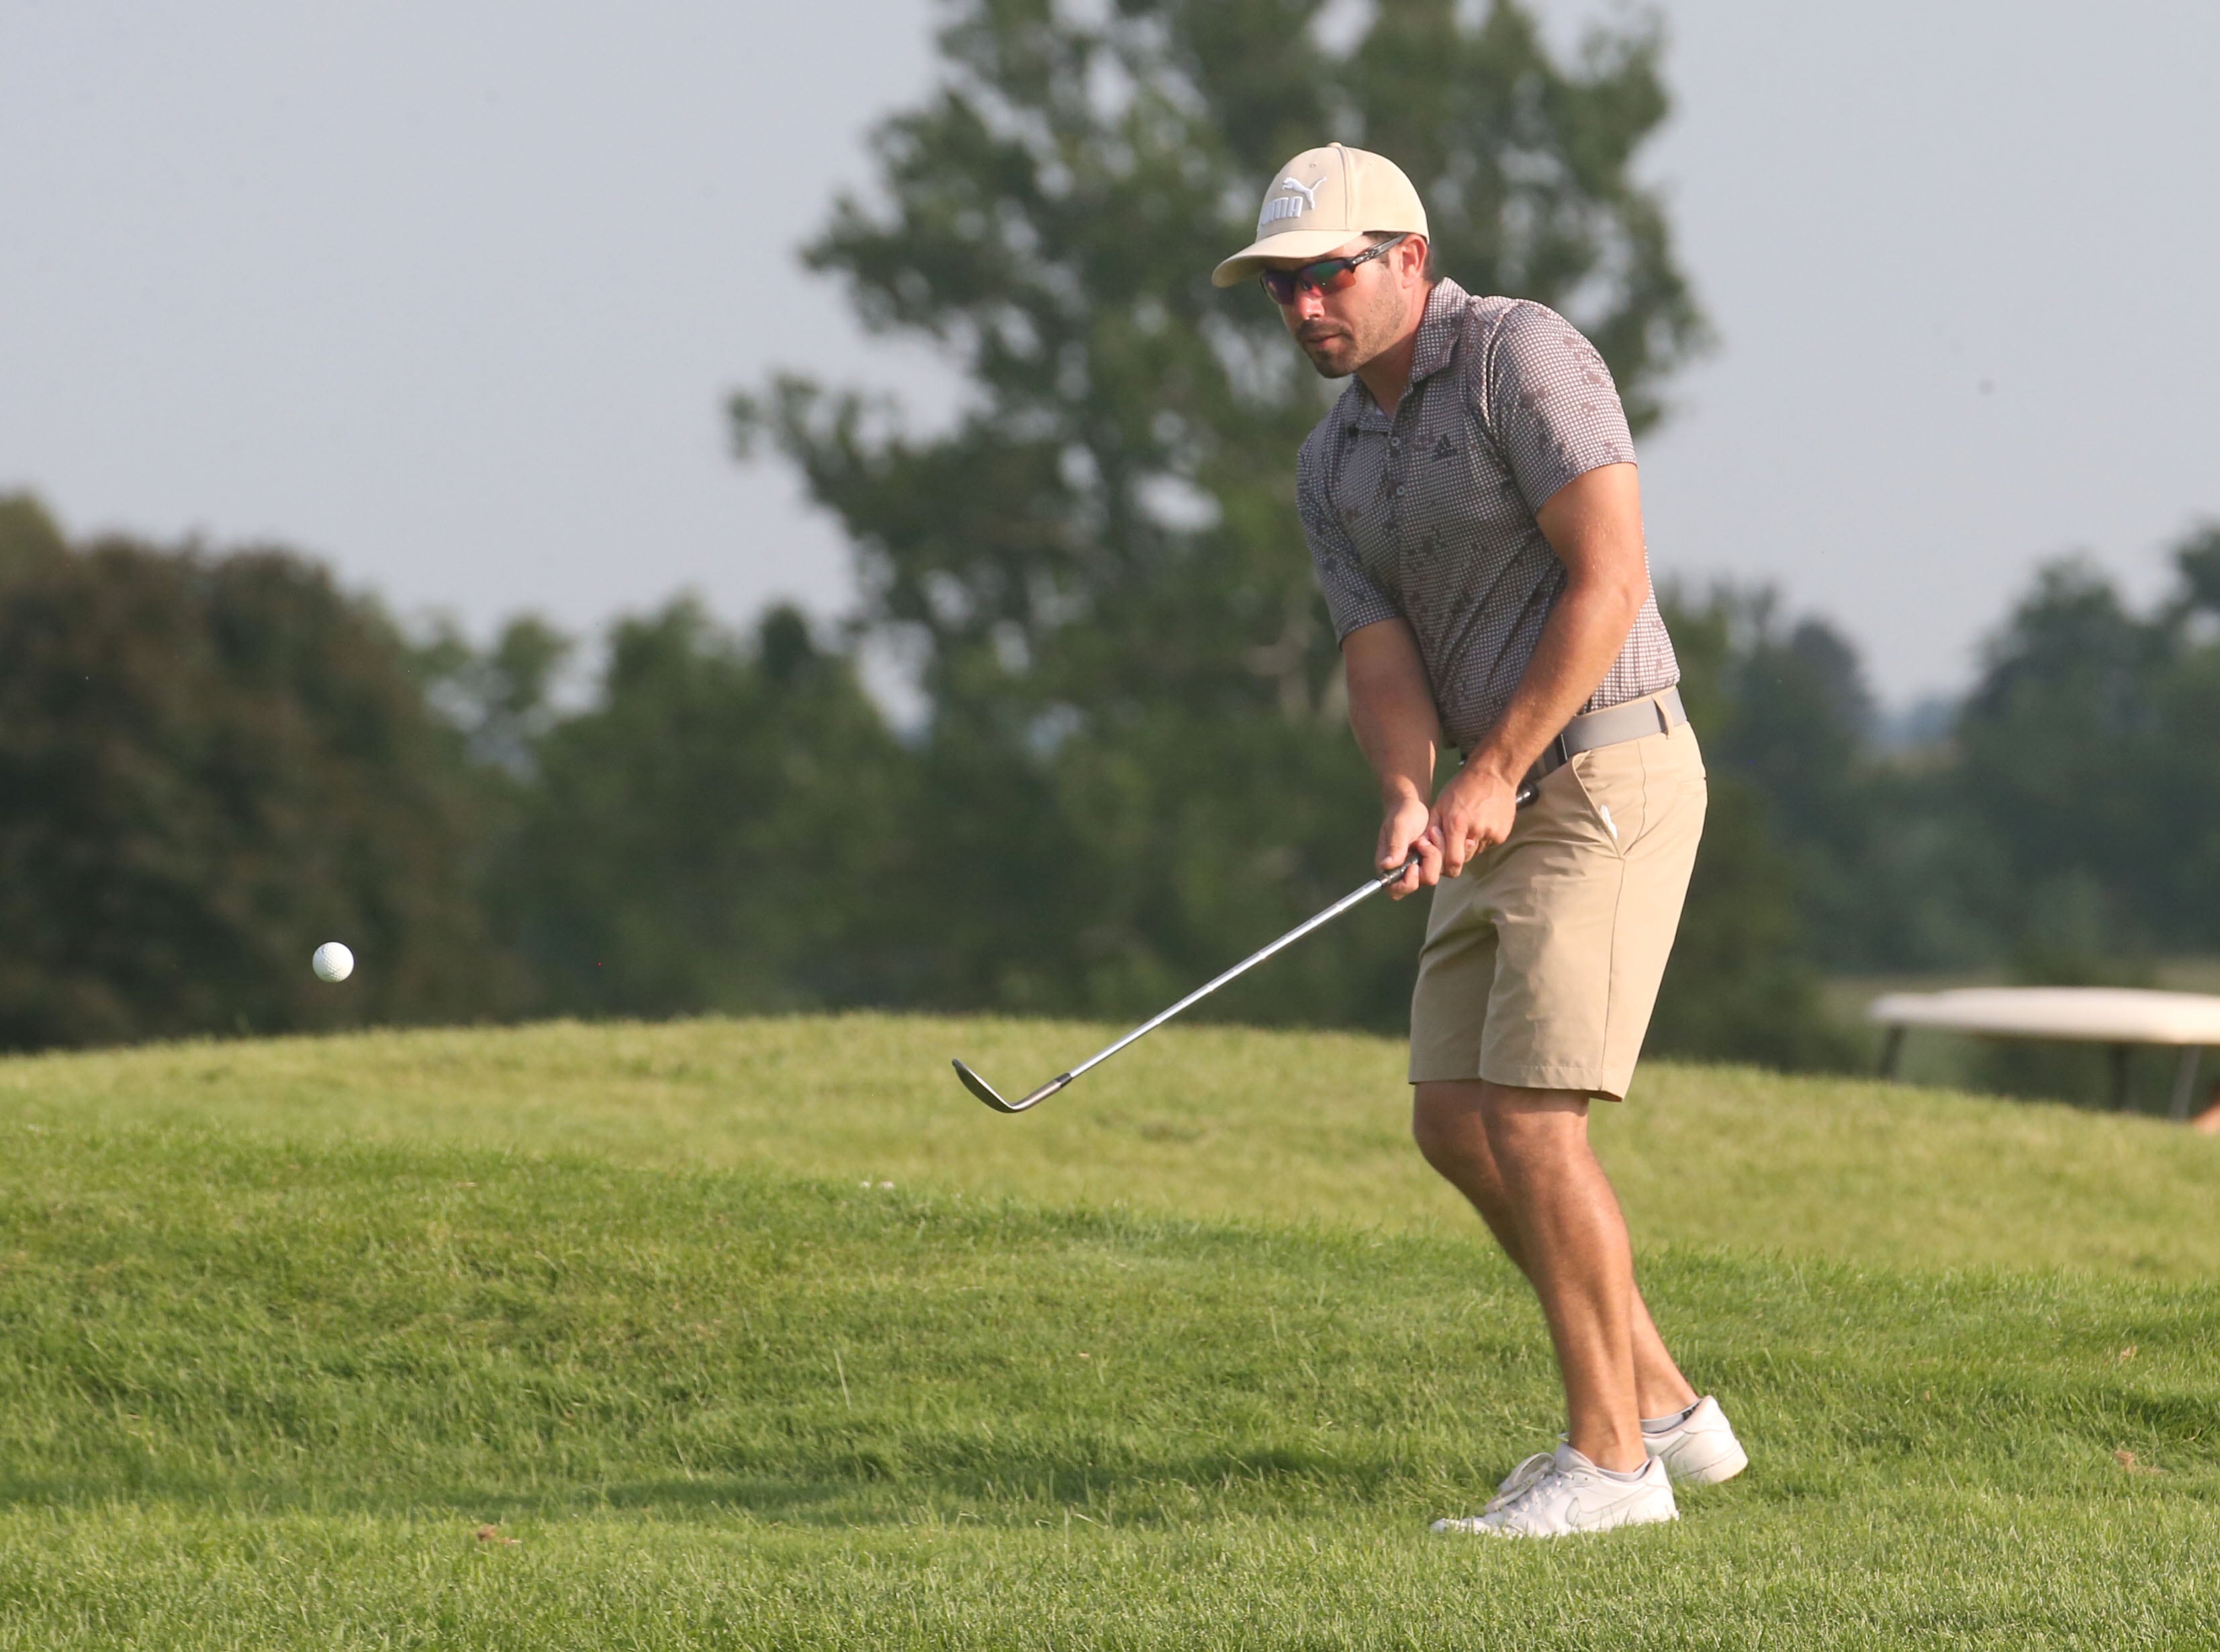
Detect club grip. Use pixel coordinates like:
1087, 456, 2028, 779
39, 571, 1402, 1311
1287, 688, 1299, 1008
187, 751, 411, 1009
1377, 782, 1539, 885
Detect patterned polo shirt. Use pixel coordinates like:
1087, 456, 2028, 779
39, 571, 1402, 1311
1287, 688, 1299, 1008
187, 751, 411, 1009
1295, 277, 1679, 754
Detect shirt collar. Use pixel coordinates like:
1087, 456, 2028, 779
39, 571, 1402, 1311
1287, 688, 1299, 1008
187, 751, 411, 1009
1337, 277, 1469, 430
1407, 277, 1469, 386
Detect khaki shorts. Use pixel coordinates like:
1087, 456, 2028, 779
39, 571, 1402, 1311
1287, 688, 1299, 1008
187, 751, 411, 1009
1408, 715, 1706, 1100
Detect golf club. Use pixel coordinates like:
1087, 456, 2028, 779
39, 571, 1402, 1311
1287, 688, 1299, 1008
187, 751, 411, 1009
954, 788, 1537, 1113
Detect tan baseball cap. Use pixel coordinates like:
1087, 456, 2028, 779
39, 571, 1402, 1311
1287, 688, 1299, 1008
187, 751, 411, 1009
1211, 142, 1429, 289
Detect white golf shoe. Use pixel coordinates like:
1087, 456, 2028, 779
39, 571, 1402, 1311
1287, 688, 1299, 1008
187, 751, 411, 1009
1641, 1395, 1748, 1487
1481, 1395, 1747, 1502
1431, 1443, 1677, 1538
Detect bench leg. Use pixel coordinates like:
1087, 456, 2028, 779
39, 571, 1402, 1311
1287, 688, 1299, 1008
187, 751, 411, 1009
1877, 1026, 1904, 1080
2170, 1046, 2202, 1123
2108, 1044, 2132, 1112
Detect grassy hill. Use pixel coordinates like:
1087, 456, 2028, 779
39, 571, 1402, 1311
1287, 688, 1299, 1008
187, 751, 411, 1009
1, 1015, 2216, 1647
13, 1013, 2220, 1277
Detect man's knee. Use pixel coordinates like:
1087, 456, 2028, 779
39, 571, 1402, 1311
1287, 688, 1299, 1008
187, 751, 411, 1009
1475, 1083, 1591, 1168
1411, 1079, 1488, 1177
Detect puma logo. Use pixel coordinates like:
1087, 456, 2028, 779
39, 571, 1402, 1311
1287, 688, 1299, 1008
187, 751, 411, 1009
1257, 174, 1328, 228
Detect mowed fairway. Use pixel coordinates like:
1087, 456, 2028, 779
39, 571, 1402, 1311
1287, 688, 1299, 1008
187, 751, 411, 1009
0, 1017, 2215, 1647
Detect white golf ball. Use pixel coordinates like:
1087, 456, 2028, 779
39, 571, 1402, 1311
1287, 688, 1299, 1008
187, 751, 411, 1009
312, 942, 355, 982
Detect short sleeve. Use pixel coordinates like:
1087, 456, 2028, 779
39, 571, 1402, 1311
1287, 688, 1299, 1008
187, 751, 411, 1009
1481, 304, 1637, 514
1297, 452, 1399, 641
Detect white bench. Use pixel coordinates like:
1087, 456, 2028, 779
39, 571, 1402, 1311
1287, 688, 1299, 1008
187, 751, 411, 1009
1867, 986, 2220, 1119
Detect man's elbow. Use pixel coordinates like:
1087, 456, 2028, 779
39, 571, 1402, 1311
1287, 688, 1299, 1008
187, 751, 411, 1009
1568, 559, 1651, 627
1613, 565, 1652, 621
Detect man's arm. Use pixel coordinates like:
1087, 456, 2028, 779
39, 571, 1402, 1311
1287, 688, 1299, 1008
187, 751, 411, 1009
1427, 461, 1651, 877
1342, 616, 1445, 900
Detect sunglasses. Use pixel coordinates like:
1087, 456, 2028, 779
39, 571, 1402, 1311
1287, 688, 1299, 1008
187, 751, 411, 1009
1256, 234, 1410, 304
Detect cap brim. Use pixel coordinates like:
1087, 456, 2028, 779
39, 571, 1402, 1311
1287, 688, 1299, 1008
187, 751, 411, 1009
1210, 228, 1367, 289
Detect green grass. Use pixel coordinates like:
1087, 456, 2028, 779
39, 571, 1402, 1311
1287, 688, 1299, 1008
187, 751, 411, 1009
11, 1013, 2220, 1276
0, 1014, 2217, 1646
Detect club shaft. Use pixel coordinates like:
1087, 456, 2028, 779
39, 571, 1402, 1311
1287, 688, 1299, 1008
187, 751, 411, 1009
1062, 860, 1410, 1085
962, 784, 1538, 1112
1062, 786, 1537, 1083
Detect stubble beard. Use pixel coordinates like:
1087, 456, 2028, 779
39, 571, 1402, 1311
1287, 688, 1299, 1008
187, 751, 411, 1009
1295, 285, 1399, 380
1299, 332, 1359, 378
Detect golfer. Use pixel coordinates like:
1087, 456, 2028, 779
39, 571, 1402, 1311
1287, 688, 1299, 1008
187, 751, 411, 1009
1213, 144, 1747, 1537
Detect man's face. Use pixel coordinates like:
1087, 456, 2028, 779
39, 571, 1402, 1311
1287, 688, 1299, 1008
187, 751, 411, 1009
1264, 236, 1421, 379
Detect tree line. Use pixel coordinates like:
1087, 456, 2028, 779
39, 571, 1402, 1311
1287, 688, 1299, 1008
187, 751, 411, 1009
5, 484, 2215, 1083
5, 1, 2209, 1096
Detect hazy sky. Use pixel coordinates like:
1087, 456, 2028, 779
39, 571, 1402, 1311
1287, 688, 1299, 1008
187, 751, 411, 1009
5, 0, 2216, 708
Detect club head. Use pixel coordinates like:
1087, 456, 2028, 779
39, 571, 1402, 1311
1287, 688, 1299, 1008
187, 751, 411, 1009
952, 1060, 1072, 1115
952, 1059, 1021, 1112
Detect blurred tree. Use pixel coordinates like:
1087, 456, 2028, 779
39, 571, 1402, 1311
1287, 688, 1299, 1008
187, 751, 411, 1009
2152, 520, 2220, 940
0, 493, 68, 584
738, 0, 1708, 1030
1649, 588, 1857, 1068
0, 506, 514, 1048
1951, 526, 2220, 962
1953, 560, 2161, 950
1876, 523, 2220, 1109
415, 612, 575, 780
1658, 582, 2014, 986
1687, 585, 1955, 976
491, 600, 917, 1015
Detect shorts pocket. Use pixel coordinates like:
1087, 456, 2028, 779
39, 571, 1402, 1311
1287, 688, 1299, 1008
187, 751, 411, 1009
1561, 747, 1636, 858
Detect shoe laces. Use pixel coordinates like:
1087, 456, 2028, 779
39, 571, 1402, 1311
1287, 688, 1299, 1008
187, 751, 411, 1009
1483, 1452, 1558, 1515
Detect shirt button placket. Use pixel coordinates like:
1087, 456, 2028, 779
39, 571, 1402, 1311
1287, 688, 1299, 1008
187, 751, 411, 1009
1385, 443, 1398, 531
1387, 429, 1403, 533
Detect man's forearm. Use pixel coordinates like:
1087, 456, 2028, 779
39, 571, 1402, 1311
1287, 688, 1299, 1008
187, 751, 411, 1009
1466, 568, 1646, 785
1342, 620, 1443, 804
1352, 690, 1440, 807
1466, 462, 1653, 786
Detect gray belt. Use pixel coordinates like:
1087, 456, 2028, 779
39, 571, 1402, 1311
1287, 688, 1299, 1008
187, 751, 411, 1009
1526, 687, 1687, 786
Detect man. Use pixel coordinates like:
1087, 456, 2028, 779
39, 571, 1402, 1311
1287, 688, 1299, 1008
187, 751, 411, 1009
1211, 144, 1747, 1537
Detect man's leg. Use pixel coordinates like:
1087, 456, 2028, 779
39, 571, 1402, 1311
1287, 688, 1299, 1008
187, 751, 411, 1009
1412, 1076, 1694, 1471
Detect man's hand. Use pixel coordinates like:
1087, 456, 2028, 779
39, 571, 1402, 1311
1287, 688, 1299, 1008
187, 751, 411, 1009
1377, 790, 1438, 900
1427, 763, 1523, 878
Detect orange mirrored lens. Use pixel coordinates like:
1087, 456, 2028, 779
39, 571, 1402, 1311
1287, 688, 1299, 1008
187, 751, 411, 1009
1259, 259, 1362, 304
